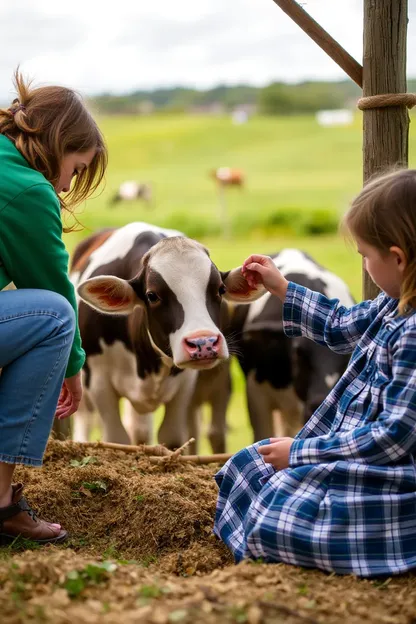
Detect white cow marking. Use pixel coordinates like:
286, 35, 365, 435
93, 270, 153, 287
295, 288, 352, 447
325, 372, 340, 389
119, 181, 141, 200
76, 222, 183, 286
91, 339, 183, 412
150, 243, 227, 364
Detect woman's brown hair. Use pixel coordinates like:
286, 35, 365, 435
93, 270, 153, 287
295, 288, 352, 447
342, 169, 416, 314
0, 70, 107, 227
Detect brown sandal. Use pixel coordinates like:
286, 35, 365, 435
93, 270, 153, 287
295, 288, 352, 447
0, 483, 67, 546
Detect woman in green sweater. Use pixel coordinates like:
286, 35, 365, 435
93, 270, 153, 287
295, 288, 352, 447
0, 73, 107, 544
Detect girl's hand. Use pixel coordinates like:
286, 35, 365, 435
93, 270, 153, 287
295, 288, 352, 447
242, 255, 289, 300
258, 437, 294, 470
55, 371, 83, 419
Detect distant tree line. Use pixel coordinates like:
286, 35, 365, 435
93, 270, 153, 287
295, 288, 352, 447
88, 79, 416, 116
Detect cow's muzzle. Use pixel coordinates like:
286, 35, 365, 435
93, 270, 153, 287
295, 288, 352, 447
182, 332, 223, 365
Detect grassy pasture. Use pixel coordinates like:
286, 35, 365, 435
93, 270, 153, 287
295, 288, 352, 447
64, 112, 416, 453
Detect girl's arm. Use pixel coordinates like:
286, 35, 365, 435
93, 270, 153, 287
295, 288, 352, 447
0, 183, 85, 377
243, 254, 388, 354
289, 325, 416, 466
283, 281, 387, 354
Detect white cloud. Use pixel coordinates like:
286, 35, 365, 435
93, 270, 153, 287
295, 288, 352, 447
0, 0, 415, 100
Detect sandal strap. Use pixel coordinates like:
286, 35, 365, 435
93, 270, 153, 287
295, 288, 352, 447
0, 496, 33, 522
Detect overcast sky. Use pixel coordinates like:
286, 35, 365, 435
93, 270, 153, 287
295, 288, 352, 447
1, 0, 416, 101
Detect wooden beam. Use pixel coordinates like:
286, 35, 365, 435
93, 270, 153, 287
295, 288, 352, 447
362, 0, 409, 299
149, 453, 233, 465
271, 0, 363, 87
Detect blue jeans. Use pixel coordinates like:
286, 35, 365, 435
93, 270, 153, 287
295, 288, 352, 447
0, 289, 75, 466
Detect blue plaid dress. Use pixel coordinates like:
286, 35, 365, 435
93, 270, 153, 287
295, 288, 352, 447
214, 282, 416, 577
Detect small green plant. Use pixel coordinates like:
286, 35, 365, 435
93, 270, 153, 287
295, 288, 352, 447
372, 578, 392, 590
140, 554, 158, 568
6, 563, 35, 609
64, 561, 117, 598
135, 495, 145, 503
70, 456, 98, 468
81, 480, 108, 493
0, 535, 42, 557
103, 544, 120, 559
67, 535, 90, 549
168, 610, 188, 622
229, 606, 248, 623
298, 583, 309, 595
138, 584, 163, 599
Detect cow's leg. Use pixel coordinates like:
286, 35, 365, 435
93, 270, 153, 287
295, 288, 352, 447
158, 370, 197, 450
208, 365, 231, 453
246, 371, 274, 442
186, 402, 201, 455
89, 379, 129, 444
123, 401, 153, 445
273, 386, 304, 438
209, 395, 229, 454
72, 392, 95, 442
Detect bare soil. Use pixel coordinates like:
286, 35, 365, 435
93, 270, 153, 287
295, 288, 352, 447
1, 440, 415, 624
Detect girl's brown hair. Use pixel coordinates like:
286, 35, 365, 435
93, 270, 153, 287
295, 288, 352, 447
0, 71, 107, 227
342, 168, 416, 314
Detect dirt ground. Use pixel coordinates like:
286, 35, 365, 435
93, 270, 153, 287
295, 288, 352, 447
1, 440, 416, 624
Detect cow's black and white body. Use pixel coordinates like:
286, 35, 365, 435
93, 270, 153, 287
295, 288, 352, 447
71, 222, 263, 450
110, 181, 152, 207
232, 249, 355, 441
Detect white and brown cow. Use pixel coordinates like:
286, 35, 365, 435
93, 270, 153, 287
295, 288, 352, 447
71, 222, 263, 450
210, 168, 244, 187
232, 249, 355, 441
110, 181, 152, 207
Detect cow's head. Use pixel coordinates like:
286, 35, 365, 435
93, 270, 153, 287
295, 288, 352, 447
77, 237, 265, 370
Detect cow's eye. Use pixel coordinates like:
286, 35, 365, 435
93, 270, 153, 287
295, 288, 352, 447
218, 284, 226, 296
146, 291, 160, 304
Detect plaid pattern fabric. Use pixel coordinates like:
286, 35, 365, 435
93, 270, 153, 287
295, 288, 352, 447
214, 283, 416, 577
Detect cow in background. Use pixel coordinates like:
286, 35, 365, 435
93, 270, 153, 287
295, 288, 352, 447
211, 168, 244, 187
70, 222, 264, 451
232, 249, 354, 441
110, 181, 152, 207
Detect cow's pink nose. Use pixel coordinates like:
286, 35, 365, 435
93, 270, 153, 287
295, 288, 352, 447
183, 334, 221, 360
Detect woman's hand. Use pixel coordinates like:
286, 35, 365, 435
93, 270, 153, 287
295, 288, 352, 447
258, 437, 294, 470
242, 255, 289, 300
55, 371, 83, 419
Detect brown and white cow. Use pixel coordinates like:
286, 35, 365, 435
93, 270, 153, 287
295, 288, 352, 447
71, 222, 263, 450
211, 168, 244, 187
231, 249, 354, 441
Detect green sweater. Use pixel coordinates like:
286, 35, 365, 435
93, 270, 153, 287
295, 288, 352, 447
0, 134, 85, 377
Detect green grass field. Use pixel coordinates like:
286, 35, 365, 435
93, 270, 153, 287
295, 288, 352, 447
64, 112, 416, 453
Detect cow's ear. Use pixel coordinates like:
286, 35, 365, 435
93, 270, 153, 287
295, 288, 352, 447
77, 276, 140, 315
221, 267, 266, 303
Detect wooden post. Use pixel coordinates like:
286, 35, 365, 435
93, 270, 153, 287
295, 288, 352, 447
362, 0, 409, 299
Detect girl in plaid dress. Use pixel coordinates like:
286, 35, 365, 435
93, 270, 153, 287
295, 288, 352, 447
214, 169, 416, 577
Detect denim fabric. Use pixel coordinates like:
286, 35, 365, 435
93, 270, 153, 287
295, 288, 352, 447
0, 288, 75, 466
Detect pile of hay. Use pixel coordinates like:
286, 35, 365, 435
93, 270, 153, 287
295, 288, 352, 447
1, 440, 416, 624
11, 440, 232, 573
